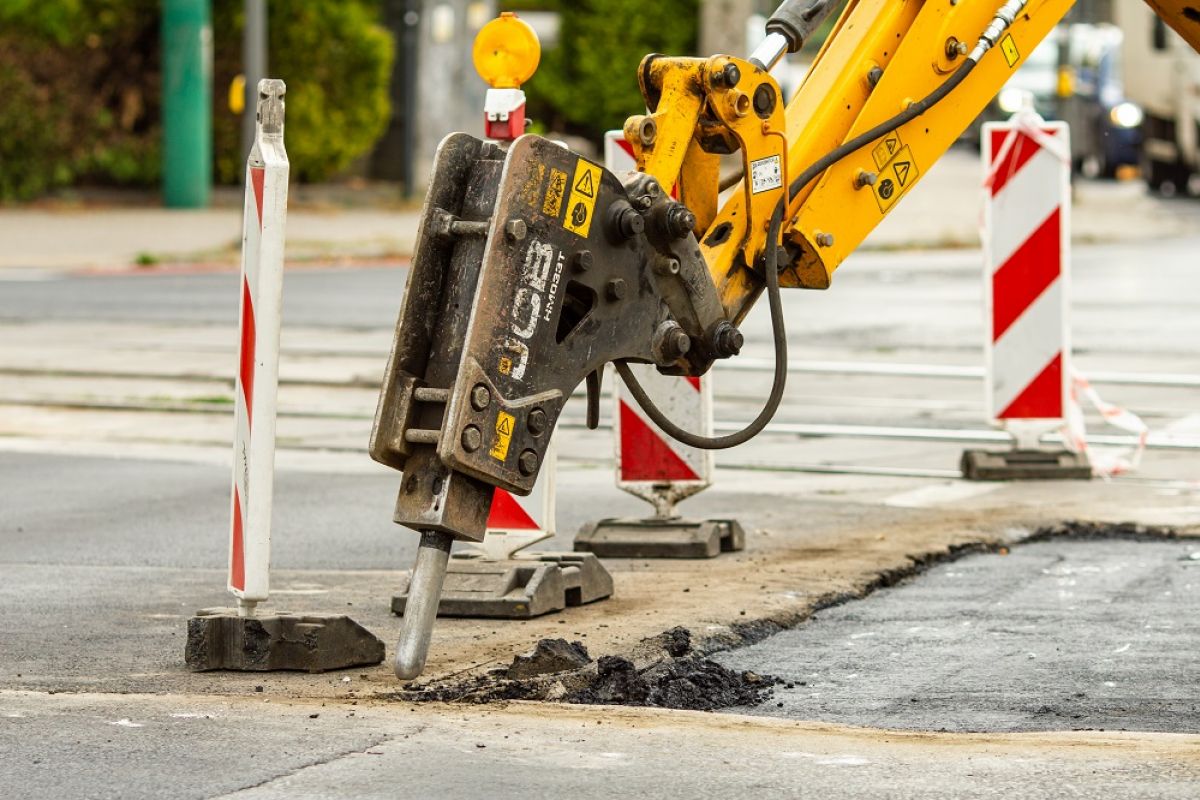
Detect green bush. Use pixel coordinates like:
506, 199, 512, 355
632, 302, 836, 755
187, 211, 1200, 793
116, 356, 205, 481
0, 0, 162, 201
212, 1, 394, 184
0, 0, 393, 202
507, 0, 700, 141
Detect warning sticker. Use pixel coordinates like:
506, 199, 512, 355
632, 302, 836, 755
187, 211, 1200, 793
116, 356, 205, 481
542, 168, 567, 219
750, 155, 783, 194
562, 158, 602, 238
871, 133, 903, 171
871, 145, 920, 214
489, 411, 515, 461
1000, 35, 1020, 68
519, 163, 546, 209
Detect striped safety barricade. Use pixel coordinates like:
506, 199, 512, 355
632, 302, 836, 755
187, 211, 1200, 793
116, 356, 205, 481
186, 81, 385, 673
573, 132, 745, 557
963, 114, 1090, 480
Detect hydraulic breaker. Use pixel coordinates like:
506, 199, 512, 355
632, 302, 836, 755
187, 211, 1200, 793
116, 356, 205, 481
371, 134, 735, 677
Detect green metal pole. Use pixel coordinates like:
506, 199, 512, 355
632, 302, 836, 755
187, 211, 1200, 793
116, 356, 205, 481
162, 0, 213, 208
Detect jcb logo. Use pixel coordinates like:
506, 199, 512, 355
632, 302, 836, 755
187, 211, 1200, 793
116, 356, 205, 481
503, 238, 563, 380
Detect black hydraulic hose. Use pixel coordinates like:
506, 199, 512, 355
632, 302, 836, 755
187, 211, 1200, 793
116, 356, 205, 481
787, 57, 978, 200
617, 55, 980, 449
616, 202, 787, 450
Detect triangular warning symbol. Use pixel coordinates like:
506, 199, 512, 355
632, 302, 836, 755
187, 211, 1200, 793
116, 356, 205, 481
497, 416, 513, 436
894, 161, 911, 186
575, 170, 595, 198
886, 137, 898, 154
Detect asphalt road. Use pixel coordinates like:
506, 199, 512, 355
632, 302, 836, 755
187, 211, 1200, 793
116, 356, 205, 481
717, 538, 1200, 733
5, 236, 1200, 363
4, 215, 1200, 797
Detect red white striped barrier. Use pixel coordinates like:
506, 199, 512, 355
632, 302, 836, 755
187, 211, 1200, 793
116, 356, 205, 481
982, 117, 1071, 438
615, 367, 714, 512
229, 80, 289, 614
476, 443, 557, 559
605, 131, 714, 512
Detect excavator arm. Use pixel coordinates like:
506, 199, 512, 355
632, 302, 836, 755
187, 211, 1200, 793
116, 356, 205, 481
372, 0, 1200, 679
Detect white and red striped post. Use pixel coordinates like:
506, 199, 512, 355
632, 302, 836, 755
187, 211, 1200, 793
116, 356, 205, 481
606, 130, 715, 514
229, 79, 289, 615
982, 117, 1070, 443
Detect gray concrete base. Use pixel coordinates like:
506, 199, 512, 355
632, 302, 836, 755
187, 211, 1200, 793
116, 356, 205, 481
961, 448, 1092, 481
575, 517, 746, 558
390, 552, 613, 619
185, 609, 385, 673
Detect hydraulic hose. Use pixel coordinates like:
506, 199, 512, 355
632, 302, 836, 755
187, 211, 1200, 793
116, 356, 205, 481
615, 201, 787, 450
616, 3, 1017, 449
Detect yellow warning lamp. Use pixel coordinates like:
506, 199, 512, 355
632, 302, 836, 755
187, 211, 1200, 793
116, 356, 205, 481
229, 74, 246, 114
472, 12, 541, 89
1055, 65, 1075, 99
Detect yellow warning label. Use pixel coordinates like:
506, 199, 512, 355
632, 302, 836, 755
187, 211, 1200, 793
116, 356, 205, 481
562, 159, 602, 238
1000, 35, 1020, 68
489, 411, 515, 461
520, 163, 546, 209
871, 145, 920, 214
542, 168, 567, 219
871, 133, 903, 171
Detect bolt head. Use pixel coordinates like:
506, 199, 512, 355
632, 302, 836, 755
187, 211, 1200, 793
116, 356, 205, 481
573, 250, 593, 272
518, 449, 539, 476
527, 408, 548, 436
616, 207, 644, 239
815, 232, 835, 248
712, 322, 744, 357
667, 204, 697, 239
723, 63, 741, 87
752, 83, 776, 117
470, 384, 491, 411
855, 170, 878, 189
461, 425, 482, 452
504, 219, 527, 242
671, 330, 691, 357
607, 278, 627, 301
638, 117, 657, 147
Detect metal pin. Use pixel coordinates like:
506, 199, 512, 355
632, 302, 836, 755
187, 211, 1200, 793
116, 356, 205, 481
394, 531, 453, 679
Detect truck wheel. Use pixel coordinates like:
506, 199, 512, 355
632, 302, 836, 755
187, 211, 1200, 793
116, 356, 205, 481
1145, 158, 1181, 197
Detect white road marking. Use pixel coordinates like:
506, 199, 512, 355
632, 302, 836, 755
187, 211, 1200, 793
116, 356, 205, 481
884, 481, 1002, 508
0, 268, 62, 282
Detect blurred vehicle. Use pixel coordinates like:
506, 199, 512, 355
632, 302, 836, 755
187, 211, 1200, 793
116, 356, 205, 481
966, 24, 1142, 179
1115, 0, 1200, 196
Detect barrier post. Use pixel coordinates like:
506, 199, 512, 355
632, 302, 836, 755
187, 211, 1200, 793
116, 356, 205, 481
185, 81, 385, 672
573, 132, 746, 557
962, 116, 1090, 480
228, 79, 289, 615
